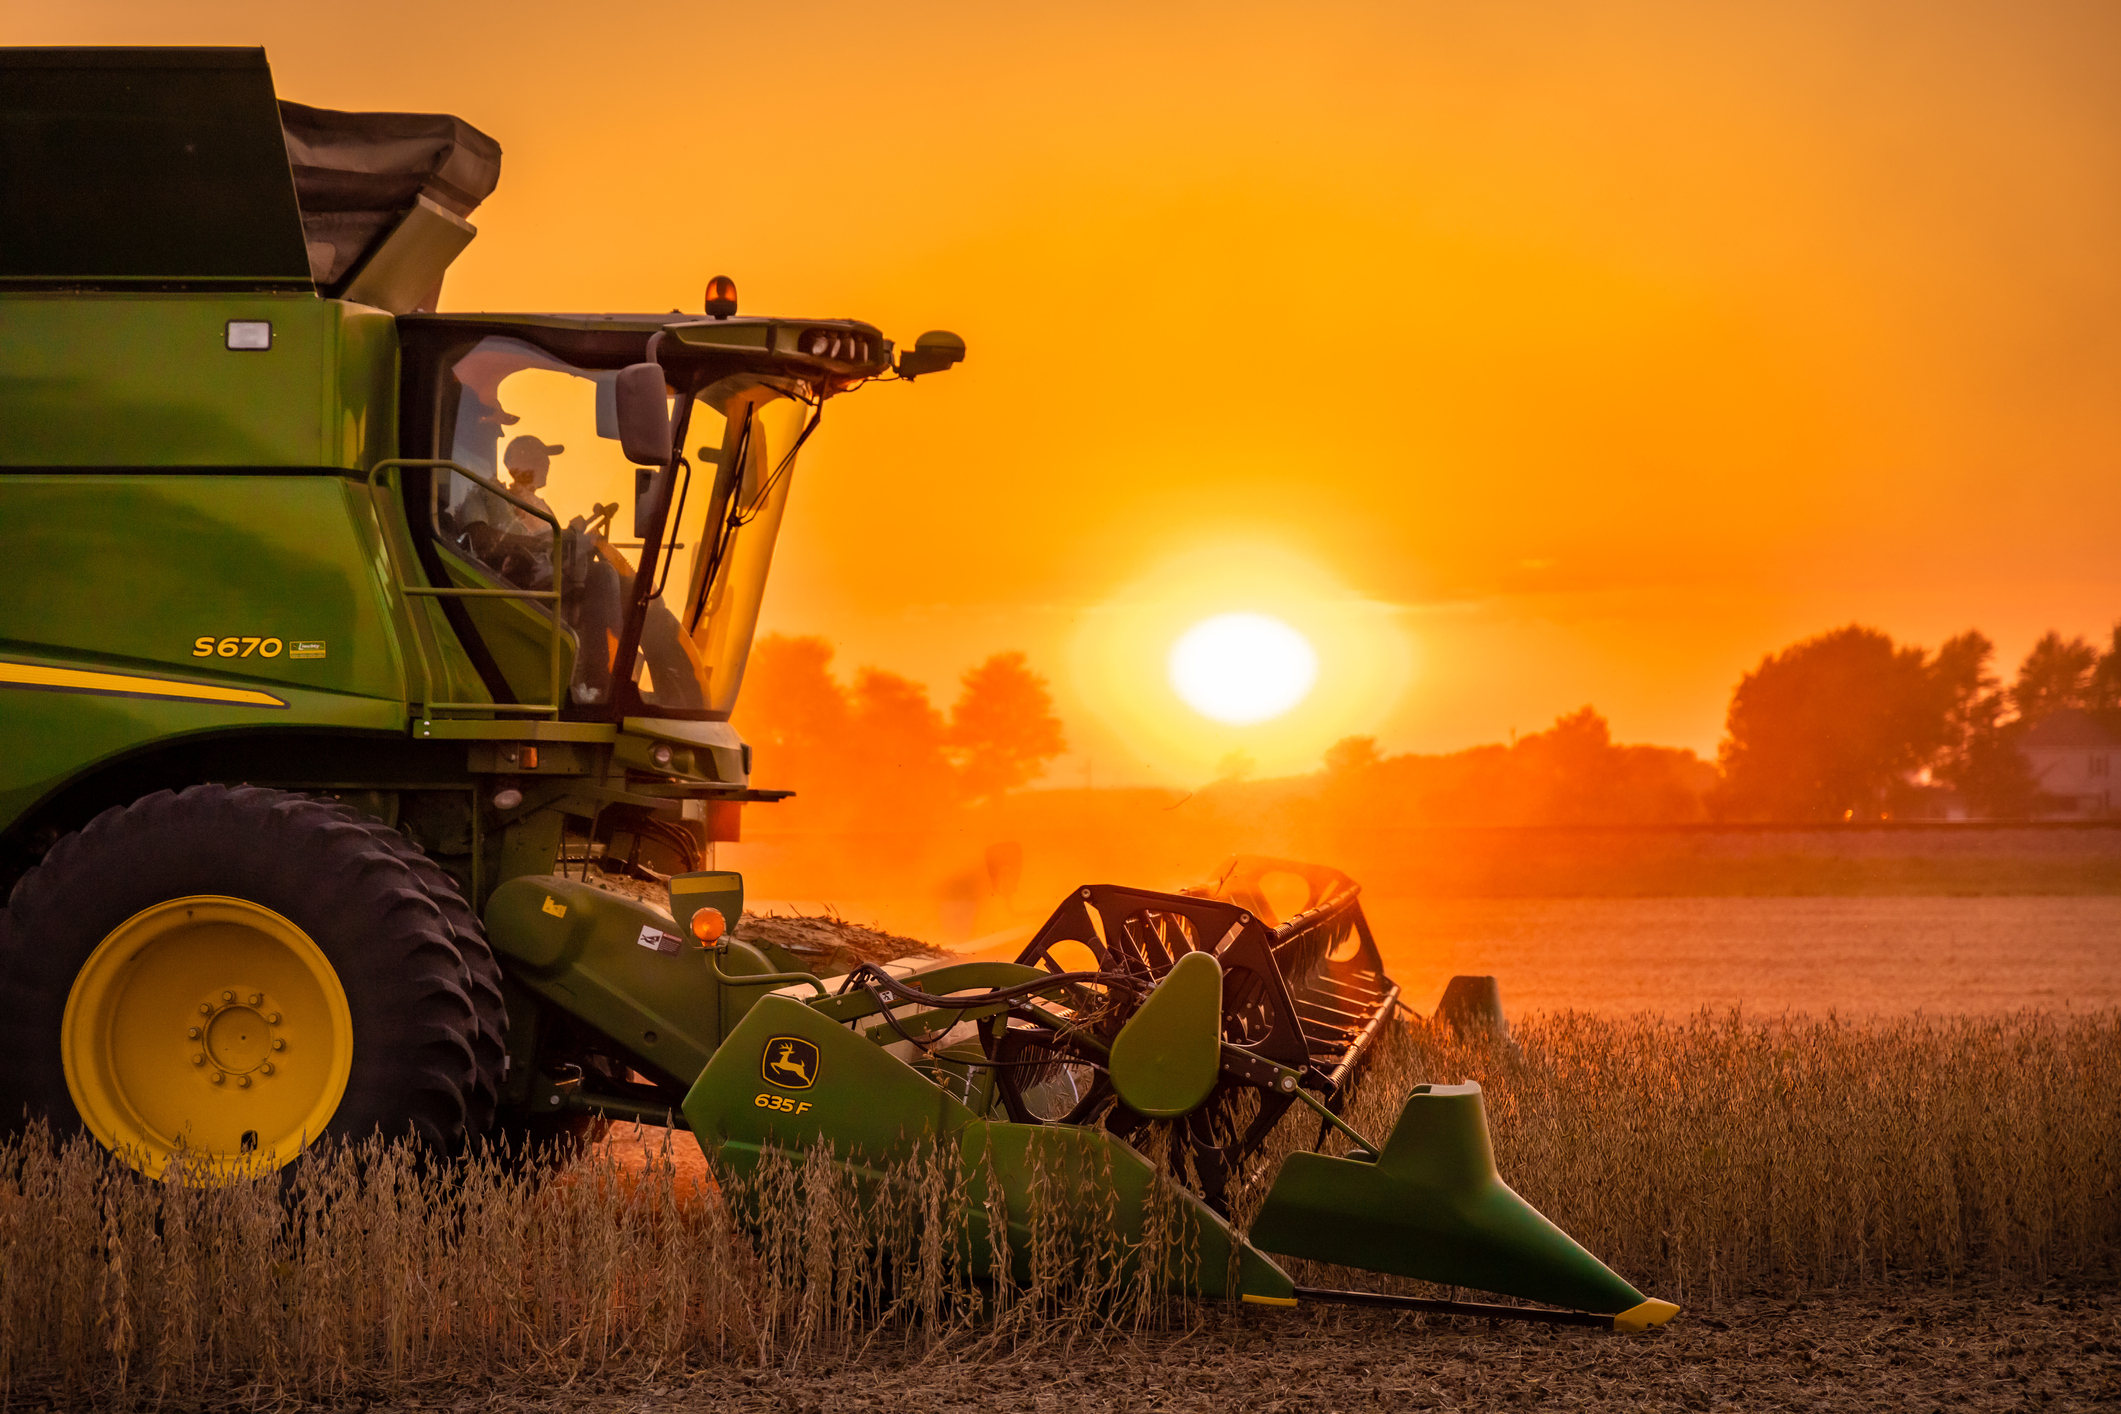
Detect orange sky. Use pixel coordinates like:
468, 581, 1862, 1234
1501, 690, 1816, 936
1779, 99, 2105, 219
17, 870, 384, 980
27, 0, 2121, 782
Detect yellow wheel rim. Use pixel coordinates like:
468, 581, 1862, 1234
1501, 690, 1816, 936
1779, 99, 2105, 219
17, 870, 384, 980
62, 895, 354, 1180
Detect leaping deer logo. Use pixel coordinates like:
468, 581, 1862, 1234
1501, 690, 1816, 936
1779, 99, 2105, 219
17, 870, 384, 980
761, 1037, 818, 1090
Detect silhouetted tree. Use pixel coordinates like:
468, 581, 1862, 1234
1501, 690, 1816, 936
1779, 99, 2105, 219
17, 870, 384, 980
1925, 631, 2038, 818
1323, 736, 1382, 777
734, 634, 851, 809
1314, 710, 1711, 826
2082, 623, 2121, 735
1953, 721, 2042, 819
1929, 631, 1999, 756
2011, 631, 2099, 722
1505, 707, 1615, 823
735, 635, 1064, 827
1507, 707, 1713, 824
846, 668, 955, 825
948, 651, 1066, 798
1712, 624, 2057, 820
1714, 625, 1948, 821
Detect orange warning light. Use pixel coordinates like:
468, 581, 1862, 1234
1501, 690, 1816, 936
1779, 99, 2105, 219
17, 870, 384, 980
704, 275, 738, 319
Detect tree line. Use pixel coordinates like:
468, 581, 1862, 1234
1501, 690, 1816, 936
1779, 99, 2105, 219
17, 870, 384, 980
734, 621, 2121, 832
1313, 622, 2121, 825
732, 635, 1068, 833
1710, 623, 2121, 821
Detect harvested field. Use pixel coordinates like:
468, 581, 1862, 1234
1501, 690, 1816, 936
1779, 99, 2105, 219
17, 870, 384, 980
705, 1286, 2121, 1414
1, 1010, 2115, 1405
2, 1283, 2112, 1411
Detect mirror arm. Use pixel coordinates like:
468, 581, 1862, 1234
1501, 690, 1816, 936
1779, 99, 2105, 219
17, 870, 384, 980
605, 375, 692, 718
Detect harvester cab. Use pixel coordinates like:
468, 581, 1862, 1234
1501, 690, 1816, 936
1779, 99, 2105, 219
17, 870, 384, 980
0, 47, 1673, 1332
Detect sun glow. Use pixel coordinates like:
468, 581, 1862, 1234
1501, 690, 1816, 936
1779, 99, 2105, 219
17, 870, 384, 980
1168, 614, 1318, 724
1069, 543, 1416, 782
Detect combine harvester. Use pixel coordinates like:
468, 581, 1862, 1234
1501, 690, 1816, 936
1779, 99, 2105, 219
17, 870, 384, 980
0, 48, 1674, 1332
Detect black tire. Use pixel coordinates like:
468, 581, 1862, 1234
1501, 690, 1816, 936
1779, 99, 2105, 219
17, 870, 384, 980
318, 807, 508, 1137
0, 784, 478, 1158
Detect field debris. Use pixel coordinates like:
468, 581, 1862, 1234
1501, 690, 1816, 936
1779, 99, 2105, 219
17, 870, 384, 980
543, 863, 949, 972
733, 908, 948, 971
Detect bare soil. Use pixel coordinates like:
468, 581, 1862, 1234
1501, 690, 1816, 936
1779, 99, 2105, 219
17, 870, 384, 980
585, 1284, 2118, 1414
26, 1281, 2105, 1412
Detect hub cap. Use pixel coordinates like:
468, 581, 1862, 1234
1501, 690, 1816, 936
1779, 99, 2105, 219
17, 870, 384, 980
62, 896, 353, 1179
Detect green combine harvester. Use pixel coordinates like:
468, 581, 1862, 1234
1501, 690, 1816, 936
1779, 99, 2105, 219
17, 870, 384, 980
0, 48, 1673, 1331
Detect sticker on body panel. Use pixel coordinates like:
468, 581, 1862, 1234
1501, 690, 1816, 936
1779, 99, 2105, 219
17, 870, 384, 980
637, 924, 683, 954
761, 1036, 819, 1090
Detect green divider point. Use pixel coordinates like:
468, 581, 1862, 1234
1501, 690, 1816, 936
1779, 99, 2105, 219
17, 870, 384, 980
1250, 1082, 1651, 1315
1109, 950, 1224, 1119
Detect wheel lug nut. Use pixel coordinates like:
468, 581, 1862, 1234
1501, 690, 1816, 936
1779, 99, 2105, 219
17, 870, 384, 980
191, 1054, 205, 1067
199, 1003, 212, 1015
259, 1062, 274, 1076
236, 1075, 250, 1089
248, 993, 263, 1006
221, 991, 234, 1003
270, 1039, 285, 1051
267, 1013, 281, 1025
211, 1072, 225, 1085
187, 1027, 200, 1039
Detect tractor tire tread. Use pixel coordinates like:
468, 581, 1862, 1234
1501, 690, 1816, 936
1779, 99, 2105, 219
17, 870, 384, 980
0, 784, 478, 1157
314, 803, 507, 1137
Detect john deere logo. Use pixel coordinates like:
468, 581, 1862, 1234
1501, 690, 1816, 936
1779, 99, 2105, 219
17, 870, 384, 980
761, 1036, 819, 1090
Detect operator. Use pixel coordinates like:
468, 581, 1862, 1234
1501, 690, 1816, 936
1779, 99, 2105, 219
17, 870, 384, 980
499, 435, 563, 524
460, 435, 565, 587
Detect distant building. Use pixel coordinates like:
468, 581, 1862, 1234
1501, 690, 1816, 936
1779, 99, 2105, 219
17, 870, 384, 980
2021, 708, 2120, 819
1893, 782, 1968, 821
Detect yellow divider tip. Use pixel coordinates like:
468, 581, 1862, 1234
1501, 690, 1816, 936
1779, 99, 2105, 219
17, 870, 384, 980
1612, 1298, 1681, 1332
1241, 1294, 1299, 1307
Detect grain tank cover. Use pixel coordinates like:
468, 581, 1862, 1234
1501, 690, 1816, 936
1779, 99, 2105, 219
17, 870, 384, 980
1, 46, 500, 304
279, 101, 502, 293
0, 47, 311, 288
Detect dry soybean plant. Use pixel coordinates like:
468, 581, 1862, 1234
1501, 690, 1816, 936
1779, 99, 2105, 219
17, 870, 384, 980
1241, 1008, 2121, 1308
0, 1121, 1200, 1401
1, 1009, 2116, 1398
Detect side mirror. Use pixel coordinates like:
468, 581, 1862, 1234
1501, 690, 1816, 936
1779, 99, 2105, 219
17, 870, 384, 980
615, 362, 672, 466
895, 329, 966, 380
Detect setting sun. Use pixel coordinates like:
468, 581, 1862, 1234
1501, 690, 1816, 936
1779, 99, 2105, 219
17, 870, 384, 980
1168, 613, 1318, 725
1069, 543, 1414, 781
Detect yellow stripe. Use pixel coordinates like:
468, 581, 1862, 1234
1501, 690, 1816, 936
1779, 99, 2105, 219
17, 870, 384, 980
1240, 1293, 1299, 1307
0, 661, 287, 709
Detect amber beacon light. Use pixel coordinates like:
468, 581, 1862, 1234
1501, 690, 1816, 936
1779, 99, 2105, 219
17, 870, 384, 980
703, 275, 738, 319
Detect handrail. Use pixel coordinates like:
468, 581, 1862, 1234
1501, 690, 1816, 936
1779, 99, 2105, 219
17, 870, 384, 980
366, 458, 567, 719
